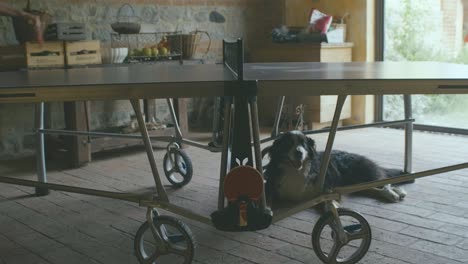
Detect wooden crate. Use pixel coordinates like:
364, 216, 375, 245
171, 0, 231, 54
65, 40, 102, 66
45, 23, 86, 41
0, 45, 26, 71
25, 42, 65, 68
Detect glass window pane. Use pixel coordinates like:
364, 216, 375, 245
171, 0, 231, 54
383, 0, 468, 129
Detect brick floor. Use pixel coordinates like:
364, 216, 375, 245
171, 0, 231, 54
1, 127, 468, 263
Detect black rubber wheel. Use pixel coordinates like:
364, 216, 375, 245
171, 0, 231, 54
134, 215, 196, 264
312, 208, 372, 264
163, 148, 193, 188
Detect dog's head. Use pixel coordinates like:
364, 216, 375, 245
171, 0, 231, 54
267, 131, 317, 170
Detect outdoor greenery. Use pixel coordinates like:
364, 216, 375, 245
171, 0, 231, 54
384, 0, 468, 127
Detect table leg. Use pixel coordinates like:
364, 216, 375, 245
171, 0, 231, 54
143, 99, 156, 123
218, 97, 233, 210
64, 101, 91, 168
271, 96, 285, 138
316, 95, 348, 192
130, 99, 168, 202
230, 96, 254, 168
35, 102, 49, 196
210, 97, 223, 147
217, 93, 266, 209
167, 98, 183, 141
249, 96, 267, 209
219, 78, 266, 209
404, 95, 413, 173
173, 98, 189, 135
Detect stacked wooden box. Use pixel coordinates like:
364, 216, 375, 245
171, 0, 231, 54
64, 40, 102, 66
0, 40, 101, 70
25, 41, 65, 68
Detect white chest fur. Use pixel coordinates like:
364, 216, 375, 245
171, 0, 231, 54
277, 161, 316, 201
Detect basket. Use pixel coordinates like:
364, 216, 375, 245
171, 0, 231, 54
170, 30, 211, 59
111, 4, 141, 34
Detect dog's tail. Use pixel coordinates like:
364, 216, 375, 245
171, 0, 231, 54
384, 168, 415, 184
384, 168, 404, 178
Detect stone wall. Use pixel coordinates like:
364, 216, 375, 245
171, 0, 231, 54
0, 0, 253, 159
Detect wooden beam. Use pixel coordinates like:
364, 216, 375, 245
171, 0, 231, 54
173, 98, 189, 134
143, 99, 157, 122
64, 101, 91, 168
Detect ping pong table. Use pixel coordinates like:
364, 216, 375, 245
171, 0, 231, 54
1, 39, 468, 263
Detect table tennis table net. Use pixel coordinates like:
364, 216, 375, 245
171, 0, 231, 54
222, 39, 244, 81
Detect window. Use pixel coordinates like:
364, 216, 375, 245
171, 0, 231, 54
381, 0, 468, 130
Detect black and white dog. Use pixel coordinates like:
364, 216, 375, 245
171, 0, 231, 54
264, 131, 407, 203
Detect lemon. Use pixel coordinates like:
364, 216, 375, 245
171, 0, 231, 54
159, 47, 168, 56
132, 49, 141, 56
143, 47, 152, 57
151, 47, 159, 57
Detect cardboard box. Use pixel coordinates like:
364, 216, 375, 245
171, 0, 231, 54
25, 41, 65, 68
65, 40, 102, 66
327, 23, 347, 43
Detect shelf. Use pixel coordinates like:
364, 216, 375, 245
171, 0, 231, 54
127, 53, 182, 63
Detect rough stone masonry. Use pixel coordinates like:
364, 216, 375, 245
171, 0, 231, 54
0, 0, 248, 159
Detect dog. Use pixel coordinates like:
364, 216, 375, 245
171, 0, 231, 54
263, 131, 407, 204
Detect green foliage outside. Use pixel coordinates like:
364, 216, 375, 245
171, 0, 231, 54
383, 0, 468, 126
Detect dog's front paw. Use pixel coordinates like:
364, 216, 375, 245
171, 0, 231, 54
381, 187, 400, 203
392, 186, 407, 200
372, 185, 401, 203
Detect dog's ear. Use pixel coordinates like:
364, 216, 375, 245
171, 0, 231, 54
268, 136, 280, 157
306, 137, 317, 156
267, 133, 285, 159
